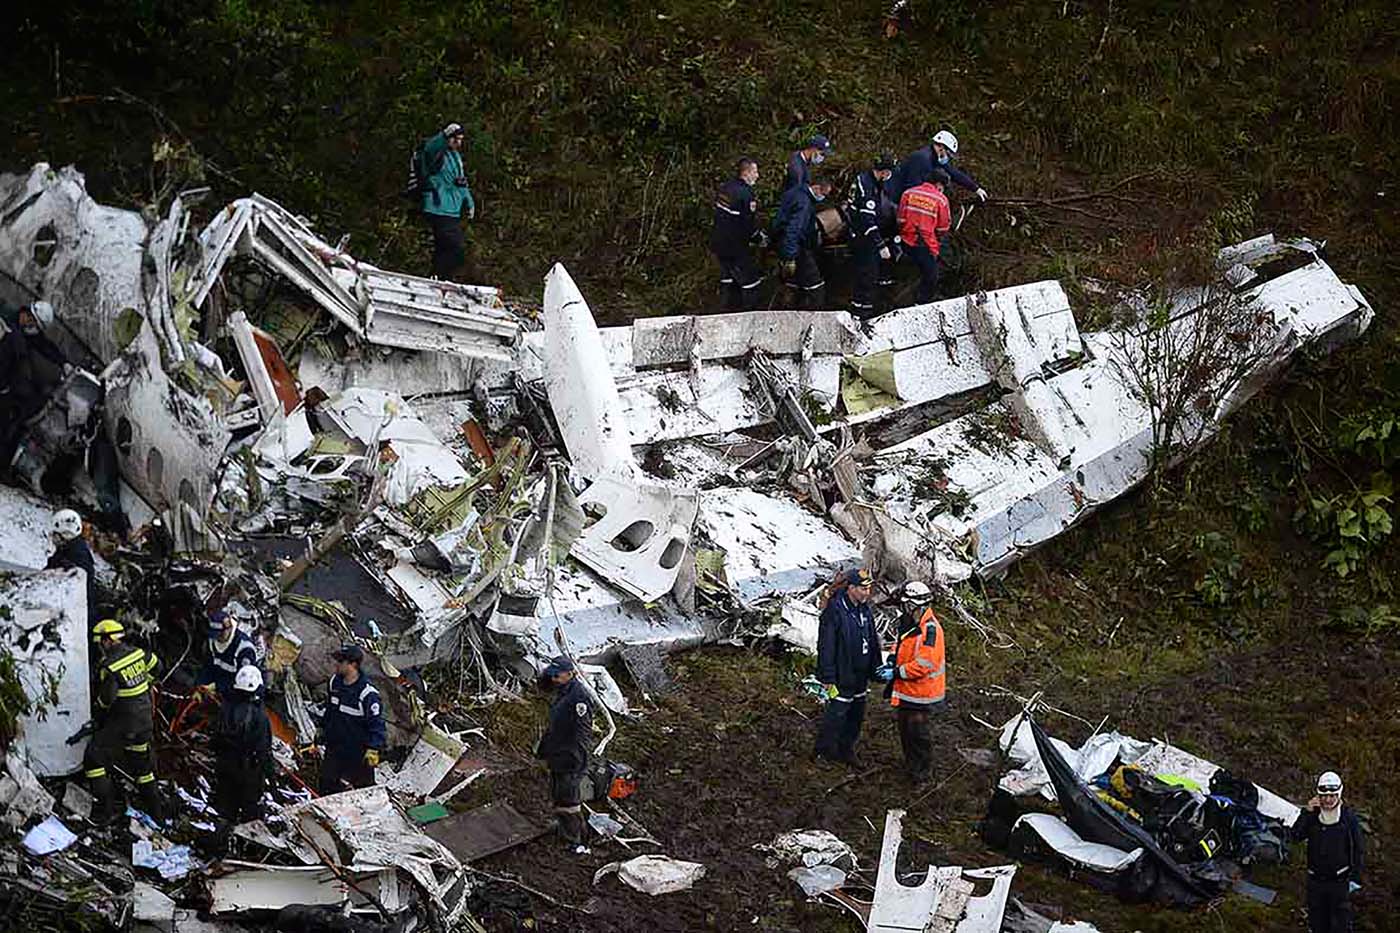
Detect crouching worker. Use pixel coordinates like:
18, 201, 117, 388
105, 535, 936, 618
814, 568, 882, 767
888, 580, 946, 784
318, 644, 385, 795
84, 619, 163, 822
1292, 771, 1364, 933
534, 656, 594, 854
213, 665, 273, 828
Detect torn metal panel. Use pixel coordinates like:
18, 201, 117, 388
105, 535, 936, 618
570, 477, 699, 602
959, 866, 1017, 932
425, 801, 549, 863
298, 342, 511, 400
629, 310, 864, 368
381, 726, 465, 797
543, 264, 639, 481
1011, 814, 1142, 873
0, 570, 92, 776
0, 163, 150, 365
618, 643, 673, 697
0, 485, 58, 571
700, 487, 861, 602
228, 311, 282, 421
867, 809, 961, 932
354, 267, 519, 363
2, 749, 56, 828
318, 387, 471, 505
208, 861, 400, 914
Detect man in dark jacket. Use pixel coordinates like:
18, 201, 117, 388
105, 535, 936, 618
318, 644, 386, 795
47, 508, 98, 623
784, 135, 832, 193
213, 664, 273, 828
710, 157, 767, 310
771, 178, 834, 309
197, 609, 260, 701
534, 656, 594, 853
814, 568, 883, 766
1, 300, 66, 467
1291, 771, 1364, 933
846, 154, 898, 317
891, 130, 989, 204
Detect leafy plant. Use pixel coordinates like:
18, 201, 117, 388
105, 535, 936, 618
1294, 473, 1395, 578
1337, 407, 1400, 468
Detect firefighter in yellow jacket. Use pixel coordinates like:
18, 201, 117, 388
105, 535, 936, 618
84, 619, 163, 822
888, 581, 946, 784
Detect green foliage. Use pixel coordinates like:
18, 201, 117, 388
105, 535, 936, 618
1330, 603, 1400, 635
1338, 407, 1400, 468
1295, 473, 1395, 579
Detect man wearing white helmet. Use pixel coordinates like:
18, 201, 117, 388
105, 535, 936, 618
891, 129, 990, 205
1291, 770, 1364, 932
1, 299, 68, 467
886, 580, 946, 783
211, 664, 273, 832
47, 508, 98, 622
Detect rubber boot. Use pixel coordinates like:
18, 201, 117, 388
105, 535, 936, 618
138, 782, 165, 824
89, 775, 122, 825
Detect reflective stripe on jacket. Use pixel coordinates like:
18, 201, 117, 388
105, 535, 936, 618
891, 607, 945, 706
99, 645, 160, 709
322, 673, 387, 757
897, 183, 951, 254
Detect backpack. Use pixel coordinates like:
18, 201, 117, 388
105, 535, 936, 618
401, 143, 446, 206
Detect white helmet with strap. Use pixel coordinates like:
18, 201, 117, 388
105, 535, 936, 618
932, 130, 959, 155
29, 300, 55, 329
1317, 771, 1343, 794
51, 508, 83, 541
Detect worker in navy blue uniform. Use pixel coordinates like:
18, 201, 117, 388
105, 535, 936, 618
784, 135, 832, 193
814, 568, 883, 766
212, 664, 273, 833
47, 509, 98, 623
710, 157, 768, 311
891, 130, 989, 204
846, 154, 899, 317
771, 177, 834, 309
534, 656, 594, 853
196, 609, 259, 700
1291, 771, 1364, 933
1, 300, 67, 467
318, 644, 386, 795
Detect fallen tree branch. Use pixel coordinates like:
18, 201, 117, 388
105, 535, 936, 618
468, 867, 594, 914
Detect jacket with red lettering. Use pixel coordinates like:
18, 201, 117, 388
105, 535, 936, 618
890, 607, 946, 707
897, 183, 951, 255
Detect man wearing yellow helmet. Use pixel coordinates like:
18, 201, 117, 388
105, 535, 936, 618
84, 619, 163, 822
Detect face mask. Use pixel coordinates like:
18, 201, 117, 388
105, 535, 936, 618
813, 153, 825, 165
938, 155, 950, 165
812, 191, 825, 202
22, 324, 39, 336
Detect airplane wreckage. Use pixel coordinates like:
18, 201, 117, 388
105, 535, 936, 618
0, 162, 1374, 928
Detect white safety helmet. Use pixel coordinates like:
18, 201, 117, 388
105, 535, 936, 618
234, 664, 264, 693
931, 130, 959, 155
28, 300, 54, 329
51, 509, 83, 541
1317, 771, 1343, 795
902, 580, 933, 601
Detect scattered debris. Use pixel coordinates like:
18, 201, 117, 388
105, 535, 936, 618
593, 854, 707, 896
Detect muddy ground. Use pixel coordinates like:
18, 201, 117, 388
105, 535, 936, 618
447, 628, 1397, 933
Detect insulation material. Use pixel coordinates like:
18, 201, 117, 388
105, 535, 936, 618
0, 570, 92, 776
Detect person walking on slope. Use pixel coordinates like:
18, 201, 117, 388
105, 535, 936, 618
419, 121, 477, 279
896, 167, 951, 303
784, 135, 833, 193
814, 568, 884, 767
772, 177, 834, 309
891, 129, 989, 204
845, 153, 898, 317
534, 656, 595, 854
1291, 771, 1364, 933
710, 157, 768, 310
888, 580, 946, 784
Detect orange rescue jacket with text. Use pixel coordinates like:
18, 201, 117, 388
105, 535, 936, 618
890, 607, 945, 707
896, 183, 951, 254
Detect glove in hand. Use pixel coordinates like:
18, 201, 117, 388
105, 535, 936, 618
364, 748, 380, 767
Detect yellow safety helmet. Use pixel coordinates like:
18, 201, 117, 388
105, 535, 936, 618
91, 619, 125, 642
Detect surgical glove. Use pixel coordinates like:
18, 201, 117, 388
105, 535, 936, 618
1349, 882, 1361, 894
879, 246, 891, 261
62, 362, 75, 377
781, 260, 797, 279
875, 664, 895, 683
364, 748, 380, 767
468, 206, 476, 221
975, 187, 989, 202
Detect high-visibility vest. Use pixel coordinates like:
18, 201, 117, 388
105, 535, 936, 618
101, 645, 158, 706
890, 608, 945, 707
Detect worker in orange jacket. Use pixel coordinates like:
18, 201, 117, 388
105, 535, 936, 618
895, 167, 952, 303
888, 580, 946, 783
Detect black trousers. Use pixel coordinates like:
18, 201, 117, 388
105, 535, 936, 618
850, 242, 879, 317
84, 709, 160, 819
716, 252, 763, 310
1306, 878, 1352, 933
215, 760, 266, 825
320, 750, 373, 796
788, 248, 826, 309
427, 213, 465, 279
549, 767, 587, 845
896, 704, 934, 779
814, 695, 867, 762
908, 242, 941, 303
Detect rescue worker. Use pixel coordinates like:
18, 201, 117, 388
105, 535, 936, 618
196, 609, 259, 701
0, 299, 66, 466
710, 157, 768, 310
47, 508, 97, 623
891, 130, 989, 204
212, 665, 273, 829
784, 134, 832, 193
83, 619, 162, 822
534, 656, 594, 854
317, 644, 386, 795
897, 168, 952, 303
772, 177, 834, 309
1291, 771, 1364, 933
420, 121, 476, 280
846, 154, 898, 317
888, 580, 946, 784
814, 568, 883, 767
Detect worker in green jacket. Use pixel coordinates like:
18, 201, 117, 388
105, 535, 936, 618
421, 121, 477, 279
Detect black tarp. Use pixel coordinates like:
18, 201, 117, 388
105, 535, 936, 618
1029, 717, 1212, 907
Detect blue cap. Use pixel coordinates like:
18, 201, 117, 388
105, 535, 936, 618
208, 609, 230, 629
332, 644, 364, 664
808, 134, 832, 151
541, 655, 575, 678
846, 568, 874, 588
